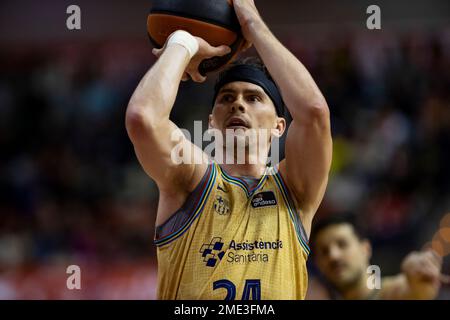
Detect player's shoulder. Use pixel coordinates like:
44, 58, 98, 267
155, 161, 215, 227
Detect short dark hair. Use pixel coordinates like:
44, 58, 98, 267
310, 213, 367, 250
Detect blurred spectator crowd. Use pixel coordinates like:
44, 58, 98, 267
0, 30, 449, 298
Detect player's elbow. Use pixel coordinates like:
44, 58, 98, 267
125, 107, 154, 142
303, 102, 330, 128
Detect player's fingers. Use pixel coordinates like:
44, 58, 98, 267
209, 45, 231, 57
421, 256, 439, 270
242, 40, 253, 52
419, 250, 443, 271
152, 48, 163, 58
426, 249, 443, 266
418, 261, 441, 280
181, 73, 190, 82
189, 71, 207, 83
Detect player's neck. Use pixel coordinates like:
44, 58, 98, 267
219, 146, 269, 178
219, 163, 267, 179
340, 275, 373, 300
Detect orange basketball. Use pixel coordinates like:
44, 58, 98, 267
147, 0, 245, 75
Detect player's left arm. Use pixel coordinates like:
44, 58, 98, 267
232, 0, 332, 231
380, 249, 445, 300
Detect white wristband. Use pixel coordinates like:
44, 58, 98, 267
166, 30, 199, 59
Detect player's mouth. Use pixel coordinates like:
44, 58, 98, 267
329, 261, 348, 274
225, 117, 251, 130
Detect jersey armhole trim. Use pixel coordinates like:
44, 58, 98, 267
154, 163, 217, 247
273, 170, 311, 256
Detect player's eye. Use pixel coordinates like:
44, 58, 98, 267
220, 94, 235, 103
247, 95, 261, 102
337, 240, 348, 249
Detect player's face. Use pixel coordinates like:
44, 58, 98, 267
314, 224, 371, 290
210, 81, 284, 144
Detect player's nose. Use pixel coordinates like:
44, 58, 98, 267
230, 96, 247, 113
328, 245, 342, 260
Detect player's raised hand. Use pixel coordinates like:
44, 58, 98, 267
400, 249, 444, 299
152, 35, 231, 83
185, 37, 231, 82
402, 249, 443, 285
230, 0, 260, 49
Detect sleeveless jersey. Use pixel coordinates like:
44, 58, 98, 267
154, 162, 310, 300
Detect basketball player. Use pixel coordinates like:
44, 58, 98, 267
309, 216, 447, 299
126, 0, 332, 299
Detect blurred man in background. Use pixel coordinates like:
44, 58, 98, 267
308, 216, 447, 299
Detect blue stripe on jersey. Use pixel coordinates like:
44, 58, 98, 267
154, 163, 217, 247
272, 170, 311, 255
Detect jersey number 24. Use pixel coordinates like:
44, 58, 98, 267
213, 279, 261, 300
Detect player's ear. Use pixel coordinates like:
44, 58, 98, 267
361, 239, 372, 261
208, 114, 215, 129
272, 117, 286, 138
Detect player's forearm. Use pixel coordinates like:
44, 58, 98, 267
382, 274, 439, 300
248, 20, 328, 121
126, 45, 190, 128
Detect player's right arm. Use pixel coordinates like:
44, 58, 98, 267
125, 34, 230, 226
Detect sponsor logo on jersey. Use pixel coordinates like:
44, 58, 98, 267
229, 239, 283, 250
200, 237, 283, 266
251, 191, 277, 209
199, 237, 225, 267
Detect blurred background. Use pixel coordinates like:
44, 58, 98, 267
0, 0, 449, 299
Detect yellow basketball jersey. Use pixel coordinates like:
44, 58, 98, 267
154, 162, 310, 300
